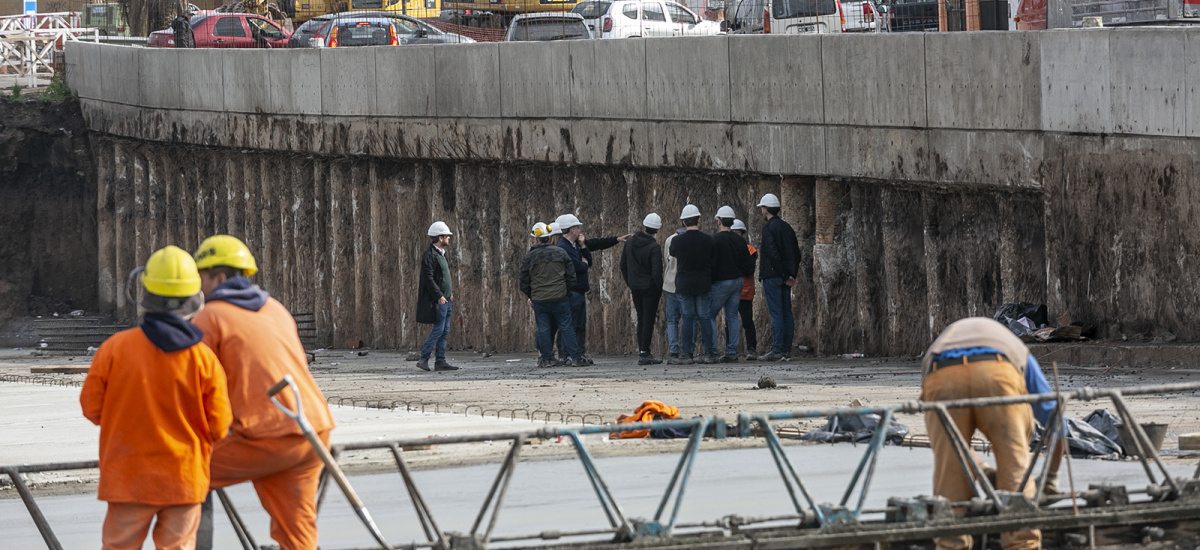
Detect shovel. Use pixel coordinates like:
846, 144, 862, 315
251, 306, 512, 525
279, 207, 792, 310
268, 375, 394, 550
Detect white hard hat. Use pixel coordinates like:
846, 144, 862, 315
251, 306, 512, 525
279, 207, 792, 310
427, 221, 452, 237
715, 205, 736, 219
531, 222, 550, 237
731, 219, 747, 231
548, 222, 562, 236
555, 213, 582, 230
642, 213, 662, 229
680, 204, 701, 219
757, 193, 781, 208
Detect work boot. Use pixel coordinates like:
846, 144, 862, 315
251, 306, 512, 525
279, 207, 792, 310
578, 355, 595, 366
668, 354, 694, 365
416, 357, 432, 372
758, 351, 785, 362
745, 352, 758, 361
1043, 471, 1061, 495
433, 359, 459, 371
537, 357, 553, 368
551, 355, 567, 367
638, 352, 663, 365
570, 357, 590, 367
698, 354, 720, 364
720, 353, 739, 363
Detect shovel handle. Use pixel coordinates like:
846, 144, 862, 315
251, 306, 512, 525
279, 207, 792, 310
267, 375, 309, 431
267, 378, 291, 398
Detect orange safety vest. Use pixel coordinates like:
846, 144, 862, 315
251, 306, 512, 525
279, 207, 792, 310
192, 298, 335, 439
81, 328, 232, 505
611, 400, 680, 439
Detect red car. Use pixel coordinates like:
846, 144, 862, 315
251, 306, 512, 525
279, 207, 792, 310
148, 13, 291, 48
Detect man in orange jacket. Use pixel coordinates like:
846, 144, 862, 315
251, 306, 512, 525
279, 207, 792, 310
81, 246, 233, 550
191, 235, 335, 550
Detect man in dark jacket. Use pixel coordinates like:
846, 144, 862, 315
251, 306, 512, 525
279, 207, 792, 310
668, 205, 716, 365
521, 222, 585, 368
620, 213, 664, 365
708, 206, 755, 363
553, 213, 631, 363
416, 221, 458, 372
756, 193, 801, 362
171, 10, 195, 48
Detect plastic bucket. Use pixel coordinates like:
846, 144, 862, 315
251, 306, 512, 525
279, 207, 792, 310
1116, 422, 1169, 457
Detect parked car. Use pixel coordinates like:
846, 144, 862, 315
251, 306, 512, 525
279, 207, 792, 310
319, 16, 405, 46
147, 13, 291, 48
504, 12, 592, 41
572, 0, 721, 37
840, 0, 882, 31
723, 0, 765, 33
287, 10, 475, 47
887, 0, 937, 31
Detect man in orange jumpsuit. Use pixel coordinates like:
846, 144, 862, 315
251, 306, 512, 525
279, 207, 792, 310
190, 235, 335, 550
921, 317, 1040, 550
81, 245, 233, 550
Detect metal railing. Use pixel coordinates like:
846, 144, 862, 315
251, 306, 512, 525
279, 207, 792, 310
0, 12, 99, 77
8, 381, 1200, 549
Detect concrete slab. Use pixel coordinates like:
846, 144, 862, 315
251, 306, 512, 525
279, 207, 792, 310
321, 47, 377, 116
375, 45, 436, 118
63, 42, 85, 96
70, 42, 103, 100
434, 43, 500, 118
735, 123, 826, 175
435, 117, 505, 160
646, 121, 735, 170
376, 117, 441, 159
823, 126, 930, 182
570, 38, 646, 120
1108, 28, 1187, 136
925, 32, 1041, 131
1191, 31, 1200, 138
567, 118, 650, 166
1040, 29, 1110, 134
925, 128, 1044, 189
177, 48, 225, 112
139, 48, 181, 110
98, 44, 140, 106
729, 35, 824, 124
267, 48, 322, 115
821, 34, 926, 128
223, 49, 272, 114
499, 41, 572, 119
645, 36, 730, 122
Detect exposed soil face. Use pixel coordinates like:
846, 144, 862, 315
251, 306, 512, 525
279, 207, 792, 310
0, 99, 98, 328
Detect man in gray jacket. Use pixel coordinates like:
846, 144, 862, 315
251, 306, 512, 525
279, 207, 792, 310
521, 222, 585, 368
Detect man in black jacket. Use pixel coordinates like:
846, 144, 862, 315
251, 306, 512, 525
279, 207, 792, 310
668, 205, 716, 365
521, 222, 585, 368
756, 193, 801, 362
708, 206, 755, 363
553, 213, 631, 363
416, 221, 458, 371
620, 213, 664, 365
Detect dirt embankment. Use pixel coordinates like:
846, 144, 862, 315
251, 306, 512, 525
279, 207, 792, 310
0, 98, 98, 335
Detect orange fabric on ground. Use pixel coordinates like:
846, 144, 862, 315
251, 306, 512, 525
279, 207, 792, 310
80, 328, 232, 505
740, 245, 757, 301
210, 430, 330, 550
922, 361, 1040, 550
101, 502, 201, 550
611, 400, 680, 439
192, 298, 334, 439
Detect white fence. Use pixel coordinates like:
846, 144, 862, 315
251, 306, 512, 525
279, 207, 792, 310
0, 12, 98, 77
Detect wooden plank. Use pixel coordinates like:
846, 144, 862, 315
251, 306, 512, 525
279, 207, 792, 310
30, 366, 90, 374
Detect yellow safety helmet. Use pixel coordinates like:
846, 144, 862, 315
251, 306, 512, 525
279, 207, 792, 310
193, 235, 258, 276
142, 246, 202, 298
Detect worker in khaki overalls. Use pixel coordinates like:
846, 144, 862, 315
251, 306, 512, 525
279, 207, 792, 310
921, 317, 1040, 550
81, 246, 233, 550
190, 235, 335, 550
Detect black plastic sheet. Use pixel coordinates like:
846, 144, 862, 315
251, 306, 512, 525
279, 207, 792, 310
800, 413, 909, 445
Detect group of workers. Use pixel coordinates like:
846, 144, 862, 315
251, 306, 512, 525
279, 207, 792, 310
81, 235, 333, 550
418, 192, 803, 370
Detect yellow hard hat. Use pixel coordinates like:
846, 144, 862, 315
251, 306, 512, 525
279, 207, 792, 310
193, 235, 258, 276
142, 246, 202, 298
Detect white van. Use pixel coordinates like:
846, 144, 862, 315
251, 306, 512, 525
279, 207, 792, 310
765, 0, 842, 33
572, 0, 723, 38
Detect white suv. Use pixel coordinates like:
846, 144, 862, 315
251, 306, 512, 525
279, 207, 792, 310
571, 0, 723, 38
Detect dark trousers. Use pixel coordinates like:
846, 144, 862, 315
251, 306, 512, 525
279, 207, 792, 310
551, 291, 588, 356
631, 287, 662, 353
739, 298, 757, 353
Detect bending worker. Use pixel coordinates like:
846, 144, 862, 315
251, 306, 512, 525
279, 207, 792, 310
921, 317, 1041, 550
82, 246, 232, 550
191, 235, 335, 550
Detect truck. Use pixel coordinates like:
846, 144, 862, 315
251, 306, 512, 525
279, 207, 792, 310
1015, 0, 1200, 29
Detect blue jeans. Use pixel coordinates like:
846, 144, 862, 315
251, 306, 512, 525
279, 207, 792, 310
553, 291, 588, 357
708, 278, 742, 355
677, 292, 714, 356
763, 277, 794, 354
533, 298, 580, 360
664, 292, 681, 355
421, 301, 452, 360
